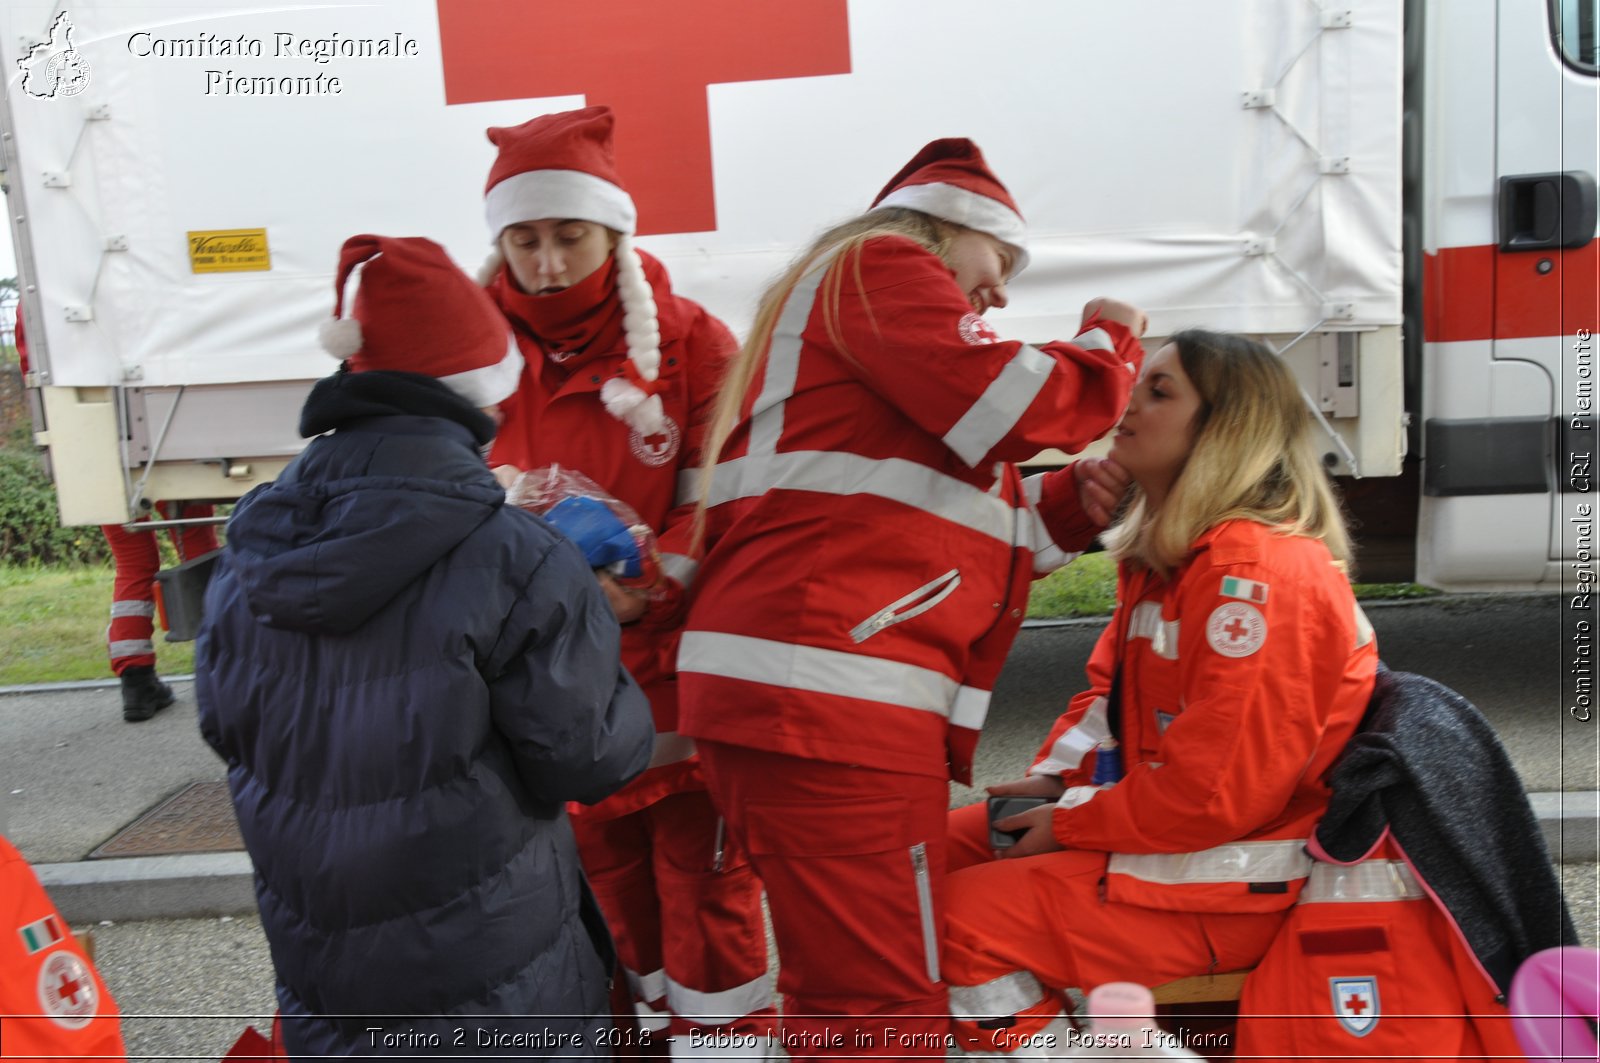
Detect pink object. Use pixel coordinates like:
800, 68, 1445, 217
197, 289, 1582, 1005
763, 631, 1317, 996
1510, 946, 1600, 1063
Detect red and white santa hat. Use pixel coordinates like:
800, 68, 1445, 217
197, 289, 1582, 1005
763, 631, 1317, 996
318, 234, 523, 408
481, 106, 664, 435
870, 138, 1030, 275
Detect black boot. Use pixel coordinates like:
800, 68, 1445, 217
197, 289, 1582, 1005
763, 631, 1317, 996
120, 665, 175, 722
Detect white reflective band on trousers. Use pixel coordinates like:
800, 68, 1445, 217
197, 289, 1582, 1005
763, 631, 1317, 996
1029, 696, 1110, 776
948, 970, 1053, 1020
636, 1001, 672, 1033
108, 639, 155, 659
1301, 859, 1424, 903
626, 965, 669, 1008
110, 600, 155, 618
1108, 839, 1313, 885
942, 344, 1056, 468
678, 631, 991, 728
667, 970, 774, 1025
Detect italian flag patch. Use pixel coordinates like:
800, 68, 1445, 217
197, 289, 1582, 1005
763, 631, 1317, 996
1221, 576, 1269, 604
18, 914, 64, 955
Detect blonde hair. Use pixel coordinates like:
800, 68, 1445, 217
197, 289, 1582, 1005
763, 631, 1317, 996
1102, 329, 1353, 577
690, 208, 956, 550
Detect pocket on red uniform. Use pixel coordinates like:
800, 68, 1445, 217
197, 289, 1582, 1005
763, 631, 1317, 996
1238, 900, 1487, 1060
742, 796, 913, 857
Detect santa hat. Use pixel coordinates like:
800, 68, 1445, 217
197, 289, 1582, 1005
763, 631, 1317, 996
481, 106, 664, 435
870, 138, 1030, 275
317, 234, 523, 408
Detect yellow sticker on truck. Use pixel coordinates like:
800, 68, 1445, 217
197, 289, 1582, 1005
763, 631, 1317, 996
187, 229, 270, 273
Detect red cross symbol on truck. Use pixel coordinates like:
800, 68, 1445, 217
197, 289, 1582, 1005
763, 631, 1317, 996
436, 0, 852, 235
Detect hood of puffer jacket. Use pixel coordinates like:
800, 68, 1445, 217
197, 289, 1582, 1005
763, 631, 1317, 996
222, 371, 506, 634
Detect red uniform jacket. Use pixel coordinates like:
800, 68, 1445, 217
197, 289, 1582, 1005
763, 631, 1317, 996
678, 235, 1143, 784
488, 251, 735, 818
1032, 520, 1378, 912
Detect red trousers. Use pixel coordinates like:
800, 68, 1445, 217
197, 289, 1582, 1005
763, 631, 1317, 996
571, 788, 776, 1045
696, 741, 951, 1061
101, 503, 218, 674
943, 802, 1284, 1052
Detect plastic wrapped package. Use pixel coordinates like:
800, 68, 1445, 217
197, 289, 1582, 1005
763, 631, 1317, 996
506, 465, 663, 597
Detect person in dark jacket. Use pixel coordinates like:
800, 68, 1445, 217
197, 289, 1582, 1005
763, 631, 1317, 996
196, 234, 655, 1058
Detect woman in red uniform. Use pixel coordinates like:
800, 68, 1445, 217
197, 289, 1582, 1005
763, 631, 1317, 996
940, 330, 1379, 1053
478, 106, 773, 1048
677, 138, 1147, 1057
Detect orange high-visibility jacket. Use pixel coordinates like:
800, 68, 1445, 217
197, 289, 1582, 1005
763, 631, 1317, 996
1035, 520, 1378, 911
0, 836, 126, 1062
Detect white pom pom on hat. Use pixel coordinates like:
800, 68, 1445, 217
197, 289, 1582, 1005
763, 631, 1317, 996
318, 317, 364, 361
319, 234, 524, 409
482, 106, 663, 434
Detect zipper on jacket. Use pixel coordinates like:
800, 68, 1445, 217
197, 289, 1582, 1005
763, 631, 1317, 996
712, 817, 726, 873
910, 842, 939, 984
850, 570, 962, 643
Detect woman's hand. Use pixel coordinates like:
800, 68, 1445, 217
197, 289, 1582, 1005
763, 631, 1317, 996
1082, 297, 1149, 338
1073, 457, 1133, 527
987, 775, 1066, 858
993, 802, 1064, 859
597, 570, 649, 624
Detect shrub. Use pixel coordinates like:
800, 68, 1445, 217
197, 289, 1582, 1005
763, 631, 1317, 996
0, 446, 110, 565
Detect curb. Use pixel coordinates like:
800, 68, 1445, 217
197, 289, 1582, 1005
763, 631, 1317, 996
1530, 791, 1600, 865
32, 793, 1598, 924
35, 852, 256, 923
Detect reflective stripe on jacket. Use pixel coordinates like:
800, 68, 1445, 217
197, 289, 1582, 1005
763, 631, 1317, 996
680, 236, 1142, 783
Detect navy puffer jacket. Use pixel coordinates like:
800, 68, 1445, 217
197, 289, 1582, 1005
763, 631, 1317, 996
197, 370, 653, 1058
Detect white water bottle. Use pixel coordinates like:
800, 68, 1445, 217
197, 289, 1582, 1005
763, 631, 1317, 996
1062, 982, 1205, 1059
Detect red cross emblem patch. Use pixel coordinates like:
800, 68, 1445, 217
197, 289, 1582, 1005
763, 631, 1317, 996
36, 950, 97, 1029
1330, 976, 1380, 1037
957, 312, 1001, 346
1205, 601, 1266, 657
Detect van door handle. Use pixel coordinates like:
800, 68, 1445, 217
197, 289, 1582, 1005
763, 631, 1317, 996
1497, 171, 1597, 251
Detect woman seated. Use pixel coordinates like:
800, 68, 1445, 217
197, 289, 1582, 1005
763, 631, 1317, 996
940, 329, 1380, 1053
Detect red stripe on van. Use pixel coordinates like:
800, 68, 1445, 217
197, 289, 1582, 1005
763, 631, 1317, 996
1423, 242, 1598, 342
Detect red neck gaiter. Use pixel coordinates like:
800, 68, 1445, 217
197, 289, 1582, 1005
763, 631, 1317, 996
492, 255, 626, 372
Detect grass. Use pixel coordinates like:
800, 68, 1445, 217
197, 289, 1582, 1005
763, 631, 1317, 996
0, 564, 195, 685
1025, 551, 1438, 621
0, 556, 1437, 685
